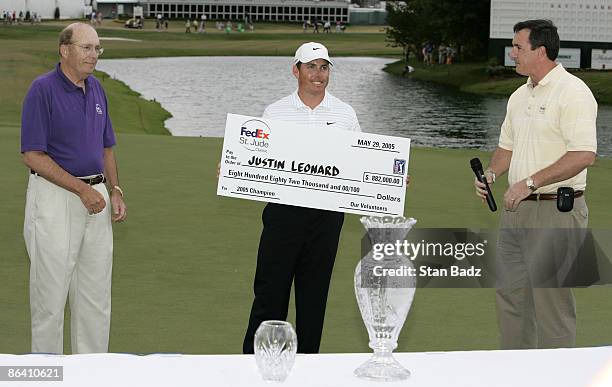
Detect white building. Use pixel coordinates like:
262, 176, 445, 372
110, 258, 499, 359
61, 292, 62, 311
143, 0, 351, 23
0, 0, 88, 19
0, 0, 388, 25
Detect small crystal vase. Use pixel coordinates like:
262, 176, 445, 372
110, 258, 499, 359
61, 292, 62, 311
354, 216, 417, 381
254, 320, 298, 382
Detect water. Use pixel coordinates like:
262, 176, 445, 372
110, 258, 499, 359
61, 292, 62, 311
97, 56, 612, 156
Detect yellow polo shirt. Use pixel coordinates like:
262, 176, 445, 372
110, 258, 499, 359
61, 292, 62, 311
499, 64, 597, 193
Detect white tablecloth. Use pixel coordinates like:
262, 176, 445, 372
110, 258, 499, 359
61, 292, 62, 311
1, 347, 611, 387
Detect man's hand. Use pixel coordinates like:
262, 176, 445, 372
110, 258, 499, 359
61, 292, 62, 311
110, 189, 127, 222
406, 175, 411, 187
474, 172, 494, 202
217, 161, 221, 178
79, 185, 106, 215
503, 179, 532, 211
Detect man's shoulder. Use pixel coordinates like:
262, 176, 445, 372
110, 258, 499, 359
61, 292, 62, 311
326, 93, 357, 115
265, 94, 293, 111
557, 68, 594, 95
29, 68, 58, 92
263, 94, 296, 117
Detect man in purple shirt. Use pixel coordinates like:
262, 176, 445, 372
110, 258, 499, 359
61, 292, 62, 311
21, 22, 126, 354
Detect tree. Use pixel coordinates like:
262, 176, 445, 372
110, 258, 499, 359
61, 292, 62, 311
54, 6, 60, 20
386, 1, 428, 61
386, 0, 490, 61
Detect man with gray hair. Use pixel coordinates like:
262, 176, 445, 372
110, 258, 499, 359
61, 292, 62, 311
21, 22, 126, 354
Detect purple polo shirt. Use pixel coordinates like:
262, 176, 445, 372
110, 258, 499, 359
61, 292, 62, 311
21, 63, 116, 177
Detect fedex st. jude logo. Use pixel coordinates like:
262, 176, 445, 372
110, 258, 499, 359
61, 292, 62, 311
239, 119, 271, 152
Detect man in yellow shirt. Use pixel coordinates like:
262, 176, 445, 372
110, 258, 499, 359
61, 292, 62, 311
474, 20, 597, 349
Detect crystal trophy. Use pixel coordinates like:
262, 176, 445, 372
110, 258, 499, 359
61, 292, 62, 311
354, 216, 417, 381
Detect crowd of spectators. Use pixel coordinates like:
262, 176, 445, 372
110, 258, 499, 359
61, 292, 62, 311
421, 41, 457, 65
303, 19, 346, 34
2, 10, 42, 24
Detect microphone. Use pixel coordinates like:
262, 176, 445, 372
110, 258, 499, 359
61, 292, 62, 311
470, 158, 497, 212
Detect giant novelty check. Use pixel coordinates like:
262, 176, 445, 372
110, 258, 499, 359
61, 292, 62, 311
217, 114, 411, 216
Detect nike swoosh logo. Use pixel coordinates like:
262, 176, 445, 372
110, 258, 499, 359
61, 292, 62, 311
326, 122, 335, 125
313, 47, 321, 50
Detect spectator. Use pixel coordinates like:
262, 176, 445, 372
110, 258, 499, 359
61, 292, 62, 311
185, 19, 191, 33
312, 18, 319, 34
446, 45, 456, 64
426, 42, 434, 65
198, 13, 206, 33
438, 44, 447, 65
323, 20, 331, 33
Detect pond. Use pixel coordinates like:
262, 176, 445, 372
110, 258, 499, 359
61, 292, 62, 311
97, 56, 612, 157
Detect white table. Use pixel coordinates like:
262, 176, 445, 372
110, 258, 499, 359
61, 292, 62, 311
1, 347, 611, 387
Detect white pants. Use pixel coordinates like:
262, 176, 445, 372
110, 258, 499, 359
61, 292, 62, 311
24, 174, 113, 354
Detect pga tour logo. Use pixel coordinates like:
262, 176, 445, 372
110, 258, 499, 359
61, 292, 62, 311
95, 103, 103, 115
239, 119, 271, 153
393, 159, 406, 175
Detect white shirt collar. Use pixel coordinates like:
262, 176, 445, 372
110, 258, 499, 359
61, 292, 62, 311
291, 90, 332, 111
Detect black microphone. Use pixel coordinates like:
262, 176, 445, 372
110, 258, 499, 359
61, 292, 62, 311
470, 158, 497, 212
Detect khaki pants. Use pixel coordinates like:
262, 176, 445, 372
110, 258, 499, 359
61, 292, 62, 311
496, 196, 588, 349
24, 174, 113, 354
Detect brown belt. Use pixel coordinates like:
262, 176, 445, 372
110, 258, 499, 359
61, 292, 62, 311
31, 170, 106, 185
525, 190, 583, 201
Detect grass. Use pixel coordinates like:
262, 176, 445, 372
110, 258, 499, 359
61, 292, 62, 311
384, 59, 612, 105
2, 126, 612, 354
1, 22, 611, 354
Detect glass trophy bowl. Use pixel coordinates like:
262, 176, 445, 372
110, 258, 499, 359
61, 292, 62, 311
254, 320, 298, 382
354, 216, 417, 382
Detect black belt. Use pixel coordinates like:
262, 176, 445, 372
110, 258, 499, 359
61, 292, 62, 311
31, 170, 106, 185
525, 191, 583, 201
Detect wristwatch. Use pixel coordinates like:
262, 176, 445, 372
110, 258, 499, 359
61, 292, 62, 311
526, 177, 536, 192
484, 169, 496, 183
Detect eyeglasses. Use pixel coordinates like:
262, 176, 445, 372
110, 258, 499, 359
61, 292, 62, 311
70, 43, 104, 56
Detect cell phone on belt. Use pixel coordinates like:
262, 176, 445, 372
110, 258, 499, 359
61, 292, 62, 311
557, 187, 574, 212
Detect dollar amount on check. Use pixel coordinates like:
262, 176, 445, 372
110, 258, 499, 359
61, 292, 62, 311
217, 114, 411, 216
